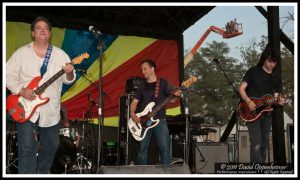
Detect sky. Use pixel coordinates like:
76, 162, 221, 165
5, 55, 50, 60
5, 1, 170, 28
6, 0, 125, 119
183, 4, 296, 62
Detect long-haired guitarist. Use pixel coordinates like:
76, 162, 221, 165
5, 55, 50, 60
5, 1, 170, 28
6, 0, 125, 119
239, 45, 286, 163
129, 59, 182, 165
6, 16, 76, 173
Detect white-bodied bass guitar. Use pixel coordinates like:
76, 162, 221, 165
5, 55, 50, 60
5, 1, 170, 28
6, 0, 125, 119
128, 76, 197, 141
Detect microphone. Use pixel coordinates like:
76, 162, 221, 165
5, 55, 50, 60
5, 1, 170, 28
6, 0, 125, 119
87, 92, 97, 106
89, 25, 102, 36
88, 92, 93, 102
76, 68, 87, 74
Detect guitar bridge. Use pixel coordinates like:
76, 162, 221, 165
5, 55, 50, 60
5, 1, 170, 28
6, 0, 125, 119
20, 112, 24, 119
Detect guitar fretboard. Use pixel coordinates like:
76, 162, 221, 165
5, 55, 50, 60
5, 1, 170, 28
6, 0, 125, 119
34, 69, 66, 95
34, 61, 76, 95
266, 98, 275, 105
148, 95, 174, 118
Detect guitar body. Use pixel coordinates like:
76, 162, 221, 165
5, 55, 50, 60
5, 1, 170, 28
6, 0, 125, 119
6, 53, 89, 123
6, 76, 49, 123
239, 94, 274, 122
127, 76, 198, 141
128, 102, 160, 141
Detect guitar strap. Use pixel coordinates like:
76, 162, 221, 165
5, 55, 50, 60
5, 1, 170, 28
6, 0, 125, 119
154, 77, 160, 99
40, 45, 53, 77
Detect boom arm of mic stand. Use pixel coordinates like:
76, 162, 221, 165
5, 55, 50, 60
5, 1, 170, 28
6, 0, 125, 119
215, 62, 240, 162
81, 73, 109, 98
215, 62, 240, 98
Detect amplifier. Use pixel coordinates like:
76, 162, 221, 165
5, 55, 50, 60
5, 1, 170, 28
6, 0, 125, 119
125, 76, 145, 94
193, 142, 229, 174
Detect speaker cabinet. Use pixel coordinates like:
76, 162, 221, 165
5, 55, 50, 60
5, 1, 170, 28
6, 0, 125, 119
193, 142, 229, 174
99, 164, 190, 174
125, 76, 145, 94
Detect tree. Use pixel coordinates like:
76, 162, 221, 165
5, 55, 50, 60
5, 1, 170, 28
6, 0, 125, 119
240, 35, 294, 119
184, 41, 243, 126
184, 36, 294, 127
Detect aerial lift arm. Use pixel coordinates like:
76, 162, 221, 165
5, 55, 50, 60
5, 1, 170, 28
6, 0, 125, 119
183, 24, 242, 68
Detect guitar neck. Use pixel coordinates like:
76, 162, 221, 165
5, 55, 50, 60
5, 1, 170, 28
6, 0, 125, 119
266, 96, 276, 105
144, 76, 197, 118
34, 69, 66, 95
148, 95, 174, 118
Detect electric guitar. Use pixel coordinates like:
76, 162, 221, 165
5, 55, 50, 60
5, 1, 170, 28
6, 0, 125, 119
238, 93, 292, 122
6, 53, 89, 123
128, 76, 197, 141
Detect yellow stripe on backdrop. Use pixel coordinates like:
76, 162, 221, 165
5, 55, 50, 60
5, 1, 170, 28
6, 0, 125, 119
166, 106, 181, 116
88, 106, 181, 127
61, 35, 156, 102
6, 21, 65, 61
89, 116, 119, 127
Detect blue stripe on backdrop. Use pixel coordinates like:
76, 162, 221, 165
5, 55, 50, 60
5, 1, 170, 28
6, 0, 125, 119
61, 29, 118, 95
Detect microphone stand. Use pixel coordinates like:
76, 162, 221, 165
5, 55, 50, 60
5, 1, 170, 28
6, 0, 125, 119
96, 37, 105, 173
214, 60, 240, 163
181, 91, 190, 165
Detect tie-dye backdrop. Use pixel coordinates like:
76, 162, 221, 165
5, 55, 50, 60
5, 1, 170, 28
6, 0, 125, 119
6, 21, 181, 127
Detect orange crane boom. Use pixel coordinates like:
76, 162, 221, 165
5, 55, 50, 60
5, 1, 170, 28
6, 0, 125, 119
184, 24, 243, 67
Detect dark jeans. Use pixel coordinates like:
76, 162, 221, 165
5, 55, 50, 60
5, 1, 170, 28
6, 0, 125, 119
136, 118, 171, 165
246, 112, 272, 163
16, 120, 60, 174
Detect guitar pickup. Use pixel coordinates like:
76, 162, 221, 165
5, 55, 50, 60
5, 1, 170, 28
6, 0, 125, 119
135, 123, 140, 129
18, 102, 24, 109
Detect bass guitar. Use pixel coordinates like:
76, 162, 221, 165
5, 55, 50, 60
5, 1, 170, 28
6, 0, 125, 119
128, 76, 197, 141
238, 93, 292, 122
6, 53, 89, 123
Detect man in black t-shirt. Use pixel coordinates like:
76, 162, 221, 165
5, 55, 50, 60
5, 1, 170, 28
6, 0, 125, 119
130, 59, 181, 165
239, 46, 286, 163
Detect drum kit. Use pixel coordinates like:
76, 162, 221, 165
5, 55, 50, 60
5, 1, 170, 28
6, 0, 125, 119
6, 116, 96, 174
52, 117, 98, 174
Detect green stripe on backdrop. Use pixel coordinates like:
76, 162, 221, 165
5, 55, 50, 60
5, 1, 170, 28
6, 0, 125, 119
6, 21, 65, 61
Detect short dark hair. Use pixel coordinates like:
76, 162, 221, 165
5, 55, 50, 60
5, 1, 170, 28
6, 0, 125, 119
31, 16, 52, 31
257, 45, 279, 67
140, 59, 156, 70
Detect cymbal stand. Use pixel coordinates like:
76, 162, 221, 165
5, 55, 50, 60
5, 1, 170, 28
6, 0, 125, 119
6, 130, 18, 173
75, 111, 92, 174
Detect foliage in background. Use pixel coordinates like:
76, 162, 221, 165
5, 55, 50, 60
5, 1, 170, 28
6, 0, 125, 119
184, 36, 294, 127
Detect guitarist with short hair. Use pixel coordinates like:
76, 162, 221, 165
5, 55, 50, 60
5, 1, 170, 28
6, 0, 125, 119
6, 16, 76, 173
239, 45, 286, 163
130, 59, 182, 165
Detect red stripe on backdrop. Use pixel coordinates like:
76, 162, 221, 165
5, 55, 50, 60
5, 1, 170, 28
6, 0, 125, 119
63, 39, 180, 120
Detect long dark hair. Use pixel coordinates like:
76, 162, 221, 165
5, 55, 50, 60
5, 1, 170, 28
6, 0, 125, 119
257, 44, 279, 67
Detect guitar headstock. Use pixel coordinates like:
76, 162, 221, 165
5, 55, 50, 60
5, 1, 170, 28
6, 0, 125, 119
72, 52, 89, 65
276, 91, 293, 105
181, 76, 198, 88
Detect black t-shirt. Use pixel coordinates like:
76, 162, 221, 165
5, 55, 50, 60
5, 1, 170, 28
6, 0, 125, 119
242, 66, 281, 98
134, 78, 173, 119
